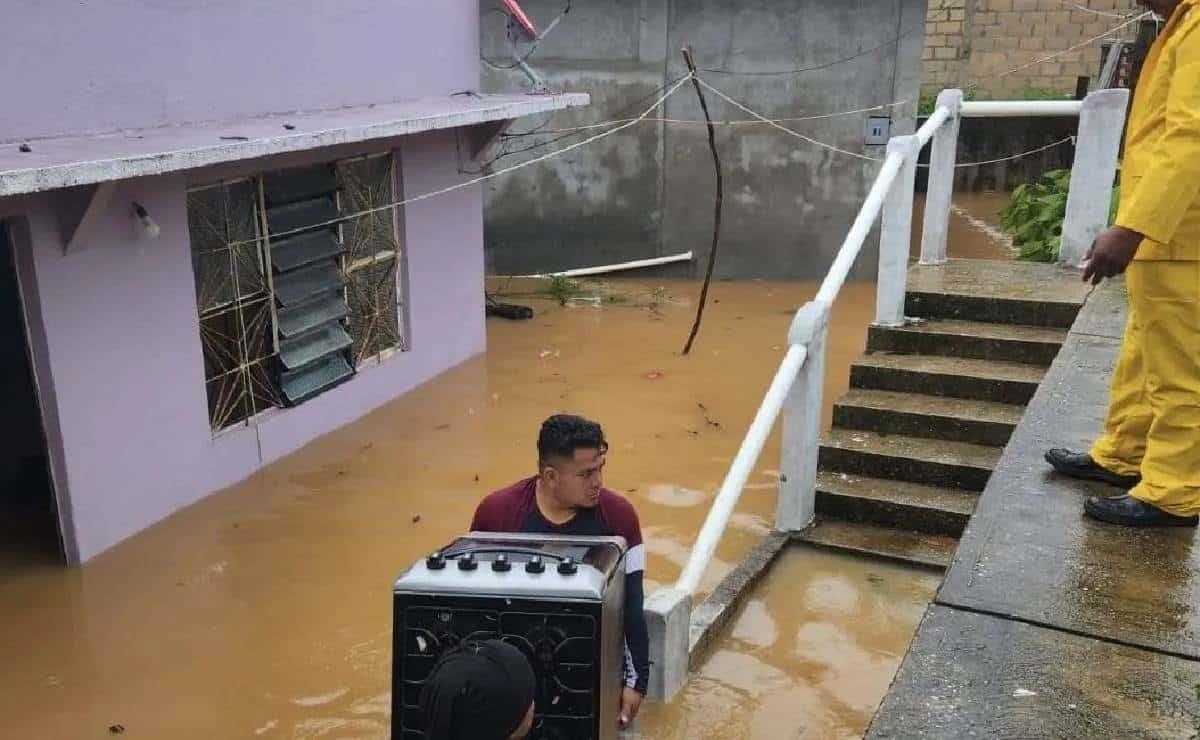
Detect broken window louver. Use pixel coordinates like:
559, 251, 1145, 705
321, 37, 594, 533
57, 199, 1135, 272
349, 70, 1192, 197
187, 154, 406, 431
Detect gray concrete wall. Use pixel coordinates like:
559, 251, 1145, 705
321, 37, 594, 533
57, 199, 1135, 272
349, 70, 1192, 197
481, 0, 928, 279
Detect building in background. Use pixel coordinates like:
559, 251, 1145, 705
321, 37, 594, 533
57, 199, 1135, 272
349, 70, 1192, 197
0, 0, 585, 563
922, 0, 1142, 97
480, 0, 928, 280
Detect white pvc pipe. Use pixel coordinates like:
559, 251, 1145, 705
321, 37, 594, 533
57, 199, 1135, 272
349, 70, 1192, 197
675, 343, 809, 595
916, 106, 952, 148
815, 151, 905, 306
510, 251, 694, 279
960, 100, 1083, 118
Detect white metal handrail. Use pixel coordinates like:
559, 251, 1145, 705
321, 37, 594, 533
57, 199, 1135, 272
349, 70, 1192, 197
646, 86, 1129, 704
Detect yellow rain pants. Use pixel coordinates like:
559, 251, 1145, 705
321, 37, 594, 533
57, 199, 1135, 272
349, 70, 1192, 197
1089, 0, 1200, 516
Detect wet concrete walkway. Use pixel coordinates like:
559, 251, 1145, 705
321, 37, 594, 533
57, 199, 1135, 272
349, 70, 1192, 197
869, 279, 1200, 738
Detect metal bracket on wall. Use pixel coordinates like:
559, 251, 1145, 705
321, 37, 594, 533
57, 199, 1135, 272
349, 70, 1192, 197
57, 181, 117, 255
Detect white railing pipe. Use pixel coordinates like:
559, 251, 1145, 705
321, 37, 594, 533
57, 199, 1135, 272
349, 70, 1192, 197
512, 250, 694, 279
875, 135, 921, 327
960, 100, 1083, 118
776, 299, 831, 532
815, 151, 905, 306
1060, 88, 1129, 267
916, 106, 952, 148
919, 88, 964, 265
675, 342, 809, 595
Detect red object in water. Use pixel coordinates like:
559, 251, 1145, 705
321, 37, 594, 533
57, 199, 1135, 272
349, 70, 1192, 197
644, 371, 665, 380
501, 0, 539, 38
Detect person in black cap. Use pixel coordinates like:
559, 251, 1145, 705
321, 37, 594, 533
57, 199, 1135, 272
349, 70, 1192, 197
418, 639, 537, 740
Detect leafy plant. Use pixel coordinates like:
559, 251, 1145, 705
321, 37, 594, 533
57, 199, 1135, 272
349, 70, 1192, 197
543, 274, 582, 305
1000, 169, 1071, 262
999, 168, 1121, 262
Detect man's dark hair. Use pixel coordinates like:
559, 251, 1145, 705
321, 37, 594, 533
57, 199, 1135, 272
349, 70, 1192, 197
537, 414, 607, 467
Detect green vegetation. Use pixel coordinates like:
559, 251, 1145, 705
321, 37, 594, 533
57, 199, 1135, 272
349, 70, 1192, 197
1000, 168, 1121, 263
544, 274, 583, 305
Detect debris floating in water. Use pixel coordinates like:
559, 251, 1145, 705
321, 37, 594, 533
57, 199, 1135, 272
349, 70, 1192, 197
644, 370, 665, 380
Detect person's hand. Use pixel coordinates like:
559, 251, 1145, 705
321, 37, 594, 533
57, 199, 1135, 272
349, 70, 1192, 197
1082, 226, 1143, 285
618, 686, 644, 729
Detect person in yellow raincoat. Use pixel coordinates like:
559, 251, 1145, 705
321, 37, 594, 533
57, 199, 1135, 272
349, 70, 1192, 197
1045, 0, 1200, 526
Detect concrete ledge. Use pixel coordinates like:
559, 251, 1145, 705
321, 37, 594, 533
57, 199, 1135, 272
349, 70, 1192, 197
687, 531, 790, 669
0, 92, 589, 196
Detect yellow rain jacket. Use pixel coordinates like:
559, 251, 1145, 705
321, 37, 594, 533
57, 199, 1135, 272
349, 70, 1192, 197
1090, 0, 1200, 517
1116, 0, 1200, 260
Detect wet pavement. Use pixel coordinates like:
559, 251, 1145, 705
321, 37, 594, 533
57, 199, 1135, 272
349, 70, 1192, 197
870, 278, 1200, 737
0, 198, 1017, 737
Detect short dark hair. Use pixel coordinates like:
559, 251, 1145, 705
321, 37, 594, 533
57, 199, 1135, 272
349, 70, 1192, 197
537, 414, 607, 467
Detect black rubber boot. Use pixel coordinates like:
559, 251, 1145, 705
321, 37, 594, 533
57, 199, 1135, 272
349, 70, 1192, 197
1084, 494, 1199, 527
1044, 448, 1141, 489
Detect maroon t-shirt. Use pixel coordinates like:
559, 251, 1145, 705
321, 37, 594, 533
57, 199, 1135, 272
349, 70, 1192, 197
471, 477, 649, 693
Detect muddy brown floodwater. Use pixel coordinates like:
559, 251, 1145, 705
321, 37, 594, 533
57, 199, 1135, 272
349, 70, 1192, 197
0, 209, 1009, 739
635, 549, 940, 739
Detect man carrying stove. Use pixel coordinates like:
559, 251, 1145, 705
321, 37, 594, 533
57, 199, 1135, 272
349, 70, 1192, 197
471, 414, 650, 729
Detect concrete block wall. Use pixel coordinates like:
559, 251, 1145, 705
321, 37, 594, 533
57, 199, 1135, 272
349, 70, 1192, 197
481, 0, 929, 280
922, 0, 1141, 97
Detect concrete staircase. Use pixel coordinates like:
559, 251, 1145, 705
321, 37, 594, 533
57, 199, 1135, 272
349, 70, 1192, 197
796, 259, 1089, 569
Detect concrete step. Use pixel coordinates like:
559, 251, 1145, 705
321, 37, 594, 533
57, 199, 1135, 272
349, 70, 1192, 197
816, 470, 976, 537
850, 352, 1046, 405
793, 518, 957, 570
906, 290, 1081, 329
904, 258, 1090, 329
832, 389, 1024, 447
819, 428, 1001, 492
867, 319, 1068, 366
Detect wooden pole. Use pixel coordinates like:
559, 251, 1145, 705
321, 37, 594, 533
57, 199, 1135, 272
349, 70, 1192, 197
681, 46, 724, 356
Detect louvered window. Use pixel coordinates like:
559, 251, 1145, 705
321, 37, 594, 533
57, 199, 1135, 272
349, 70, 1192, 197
187, 153, 406, 433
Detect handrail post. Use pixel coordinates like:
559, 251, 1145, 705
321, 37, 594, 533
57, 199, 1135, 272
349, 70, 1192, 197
777, 299, 831, 532
1060, 88, 1129, 267
876, 135, 921, 327
919, 89, 963, 265
644, 588, 690, 702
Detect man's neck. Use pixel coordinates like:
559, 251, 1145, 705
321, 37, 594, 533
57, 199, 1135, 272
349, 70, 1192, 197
534, 479, 577, 525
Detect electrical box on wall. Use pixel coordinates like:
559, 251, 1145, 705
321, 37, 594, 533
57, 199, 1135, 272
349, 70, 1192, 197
865, 116, 891, 146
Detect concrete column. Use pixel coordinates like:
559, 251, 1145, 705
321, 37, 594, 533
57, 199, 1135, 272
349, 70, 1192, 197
1060, 88, 1130, 268
776, 299, 831, 532
919, 89, 963, 266
644, 588, 691, 703
876, 135, 920, 327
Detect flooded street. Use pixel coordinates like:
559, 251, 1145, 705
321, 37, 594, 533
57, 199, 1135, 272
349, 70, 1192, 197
0, 198, 1011, 739
914, 192, 1014, 261
635, 549, 941, 739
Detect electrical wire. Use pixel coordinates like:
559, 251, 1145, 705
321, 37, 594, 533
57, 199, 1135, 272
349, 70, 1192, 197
225, 73, 696, 249
699, 25, 924, 76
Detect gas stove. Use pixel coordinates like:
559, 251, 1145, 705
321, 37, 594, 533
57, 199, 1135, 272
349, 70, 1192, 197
391, 532, 627, 740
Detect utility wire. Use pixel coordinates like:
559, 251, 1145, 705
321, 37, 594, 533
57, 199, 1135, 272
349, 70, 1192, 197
699, 26, 924, 76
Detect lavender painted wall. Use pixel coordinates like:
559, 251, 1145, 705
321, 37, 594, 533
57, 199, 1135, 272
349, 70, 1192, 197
0, 0, 480, 142
9, 131, 483, 562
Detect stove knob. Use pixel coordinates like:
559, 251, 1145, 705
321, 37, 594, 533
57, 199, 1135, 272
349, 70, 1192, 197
457, 552, 478, 571
426, 551, 445, 570
525, 555, 545, 574
492, 554, 512, 572
557, 557, 578, 575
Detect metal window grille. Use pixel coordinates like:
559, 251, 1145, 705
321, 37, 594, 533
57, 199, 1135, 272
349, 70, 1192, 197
187, 153, 406, 433
187, 181, 284, 432
337, 153, 406, 365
